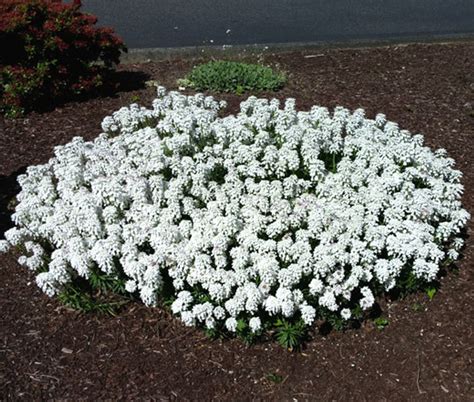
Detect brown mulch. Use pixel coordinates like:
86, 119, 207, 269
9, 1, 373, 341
0, 42, 473, 400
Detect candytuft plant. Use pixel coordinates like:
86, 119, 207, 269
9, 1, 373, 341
180, 60, 286, 94
0, 88, 469, 349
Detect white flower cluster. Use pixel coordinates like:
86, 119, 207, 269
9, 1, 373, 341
1, 88, 469, 332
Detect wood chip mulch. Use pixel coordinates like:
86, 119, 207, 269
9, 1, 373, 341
0, 42, 473, 400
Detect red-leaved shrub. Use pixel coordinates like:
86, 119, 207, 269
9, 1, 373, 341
0, 0, 126, 116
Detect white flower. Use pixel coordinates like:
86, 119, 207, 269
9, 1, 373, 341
341, 308, 351, 320
264, 295, 281, 315
225, 317, 238, 332
205, 316, 216, 329
213, 306, 226, 320
249, 317, 262, 333
360, 287, 375, 310
181, 311, 195, 326
319, 290, 338, 312
36, 272, 57, 297
171, 291, 193, 314
309, 278, 324, 295
140, 286, 157, 306
125, 280, 137, 293
18, 255, 28, 266
0, 240, 10, 253
300, 303, 316, 325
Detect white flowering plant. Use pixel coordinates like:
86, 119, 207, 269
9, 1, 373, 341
1, 87, 469, 348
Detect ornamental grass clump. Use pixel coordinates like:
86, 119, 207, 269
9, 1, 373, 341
181, 60, 286, 94
0, 88, 469, 348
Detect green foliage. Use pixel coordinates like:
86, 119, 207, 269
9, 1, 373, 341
426, 286, 437, 301
236, 318, 260, 345
130, 94, 141, 103
319, 151, 343, 173
266, 372, 284, 384
58, 283, 128, 315
412, 302, 424, 312
274, 318, 307, 350
56, 266, 131, 315
374, 317, 389, 330
182, 60, 286, 94
326, 313, 345, 331
208, 163, 228, 184
88, 267, 127, 295
158, 269, 176, 308
204, 327, 222, 340
392, 269, 429, 298
351, 305, 364, 321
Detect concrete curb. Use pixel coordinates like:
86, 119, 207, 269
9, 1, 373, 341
119, 33, 474, 63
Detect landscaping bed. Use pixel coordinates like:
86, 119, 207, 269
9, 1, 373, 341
1, 41, 473, 400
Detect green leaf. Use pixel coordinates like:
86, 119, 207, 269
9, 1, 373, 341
266, 372, 284, 383
426, 287, 437, 301
374, 317, 389, 330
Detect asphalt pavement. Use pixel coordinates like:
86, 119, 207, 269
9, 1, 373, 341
82, 0, 474, 49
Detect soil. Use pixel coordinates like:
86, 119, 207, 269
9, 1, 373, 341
1, 42, 473, 400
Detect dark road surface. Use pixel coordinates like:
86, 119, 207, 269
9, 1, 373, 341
83, 0, 474, 49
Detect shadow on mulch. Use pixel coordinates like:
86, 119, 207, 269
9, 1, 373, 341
23, 70, 151, 115
0, 167, 24, 238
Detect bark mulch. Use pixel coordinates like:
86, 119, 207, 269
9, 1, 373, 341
0, 42, 473, 400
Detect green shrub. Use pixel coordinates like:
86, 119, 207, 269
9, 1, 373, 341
0, 0, 126, 117
181, 60, 286, 94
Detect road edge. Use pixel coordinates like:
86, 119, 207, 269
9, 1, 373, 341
119, 33, 474, 63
